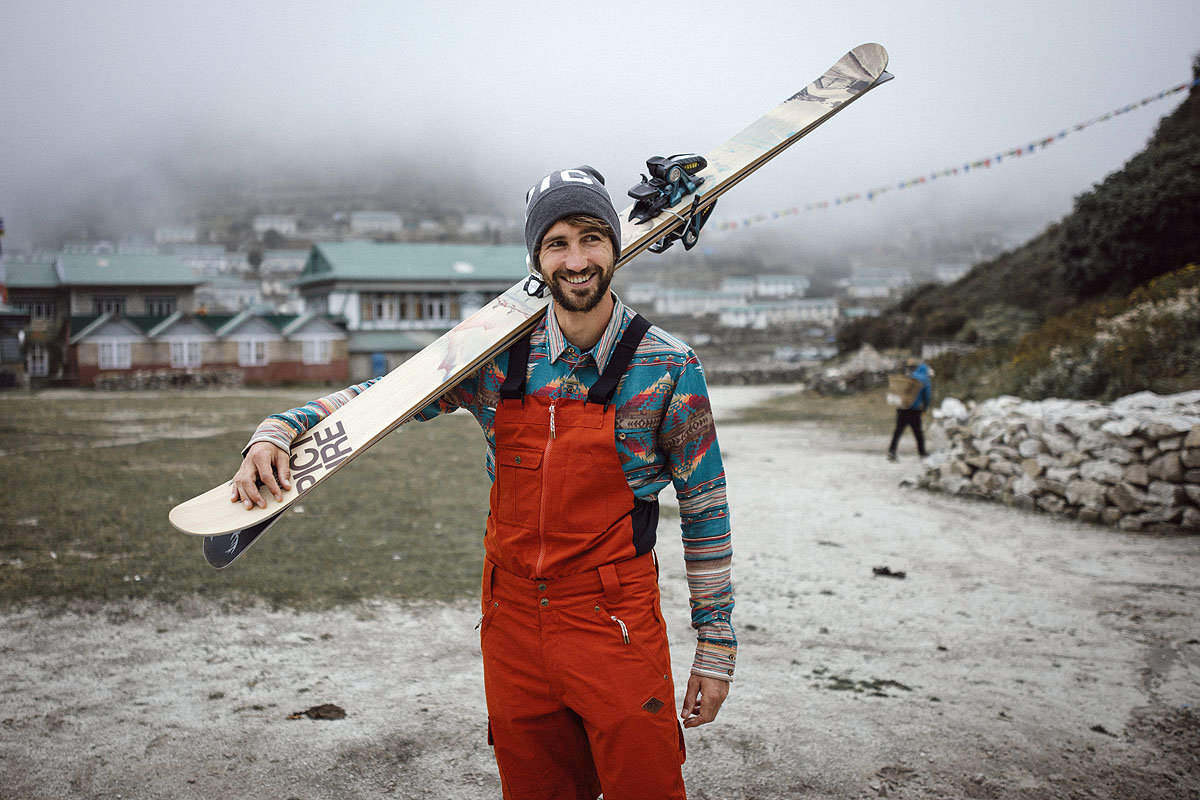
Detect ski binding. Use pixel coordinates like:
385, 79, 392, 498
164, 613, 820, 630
627, 154, 708, 224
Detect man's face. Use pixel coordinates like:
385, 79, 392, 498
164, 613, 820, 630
537, 219, 616, 313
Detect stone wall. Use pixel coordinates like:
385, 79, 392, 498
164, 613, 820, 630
92, 369, 245, 391
916, 390, 1200, 532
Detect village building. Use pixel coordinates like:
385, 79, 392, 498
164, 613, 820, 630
293, 241, 528, 379
252, 214, 298, 238
4, 251, 348, 387
718, 297, 839, 329
349, 211, 405, 237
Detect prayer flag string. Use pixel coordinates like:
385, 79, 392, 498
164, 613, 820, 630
715, 77, 1199, 231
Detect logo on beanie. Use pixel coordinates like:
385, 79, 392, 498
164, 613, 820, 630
525, 168, 602, 210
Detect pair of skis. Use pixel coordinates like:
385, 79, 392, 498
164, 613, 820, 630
169, 44, 894, 568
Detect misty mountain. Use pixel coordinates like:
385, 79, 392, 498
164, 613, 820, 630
839, 52, 1200, 357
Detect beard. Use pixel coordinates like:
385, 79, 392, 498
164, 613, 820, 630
544, 263, 615, 313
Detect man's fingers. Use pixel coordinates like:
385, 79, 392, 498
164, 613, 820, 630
274, 448, 292, 492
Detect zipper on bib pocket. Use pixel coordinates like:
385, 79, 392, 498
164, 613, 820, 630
535, 402, 555, 576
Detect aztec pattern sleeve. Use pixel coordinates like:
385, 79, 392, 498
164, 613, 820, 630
660, 352, 737, 682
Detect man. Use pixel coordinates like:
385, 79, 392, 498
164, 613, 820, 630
887, 357, 932, 461
230, 166, 735, 799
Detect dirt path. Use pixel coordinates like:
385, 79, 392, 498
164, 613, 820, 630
2, 386, 1198, 799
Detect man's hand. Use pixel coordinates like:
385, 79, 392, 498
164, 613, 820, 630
230, 442, 291, 510
680, 675, 730, 729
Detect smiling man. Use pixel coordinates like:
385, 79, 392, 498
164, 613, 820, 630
231, 165, 735, 799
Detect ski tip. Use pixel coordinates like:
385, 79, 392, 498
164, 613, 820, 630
848, 43, 890, 76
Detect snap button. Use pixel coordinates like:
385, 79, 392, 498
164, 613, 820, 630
514, 455, 522, 464
617, 433, 626, 440
540, 598, 549, 607
537, 583, 547, 591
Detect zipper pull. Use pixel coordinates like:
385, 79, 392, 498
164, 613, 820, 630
611, 615, 629, 644
549, 403, 556, 439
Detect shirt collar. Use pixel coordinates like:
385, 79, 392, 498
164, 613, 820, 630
544, 292, 631, 372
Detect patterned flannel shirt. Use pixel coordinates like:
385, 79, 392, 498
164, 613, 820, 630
248, 295, 736, 680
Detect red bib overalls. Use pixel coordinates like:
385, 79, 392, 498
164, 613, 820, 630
479, 315, 687, 800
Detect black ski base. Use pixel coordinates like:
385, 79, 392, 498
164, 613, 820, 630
202, 513, 284, 569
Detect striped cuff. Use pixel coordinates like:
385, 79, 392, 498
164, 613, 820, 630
241, 418, 299, 456
691, 619, 737, 681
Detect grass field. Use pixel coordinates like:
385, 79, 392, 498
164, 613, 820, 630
0, 388, 492, 611
0, 385, 890, 611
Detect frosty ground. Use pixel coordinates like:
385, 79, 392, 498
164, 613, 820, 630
2, 385, 1198, 799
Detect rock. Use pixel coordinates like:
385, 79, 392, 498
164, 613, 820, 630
1184, 485, 1200, 507
1182, 507, 1200, 531
966, 455, 991, 470
1061, 451, 1090, 468
1077, 507, 1102, 524
1140, 416, 1197, 440
1147, 452, 1184, 483
988, 458, 1017, 478
1123, 464, 1151, 487
1157, 435, 1184, 452
1101, 507, 1125, 526
1037, 494, 1067, 514
1186, 426, 1200, 449
1187, 470, 1200, 484
1011, 474, 1038, 497
1066, 480, 1107, 508
1018, 438, 1047, 458
1101, 417, 1140, 437
1146, 481, 1186, 508
1107, 483, 1147, 514
1046, 466, 1079, 483
1020, 458, 1044, 478
1181, 448, 1200, 470
1079, 460, 1124, 485
1038, 478, 1068, 498
1042, 432, 1076, 456
937, 397, 970, 422
1118, 515, 1144, 532
1098, 446, 1136, 465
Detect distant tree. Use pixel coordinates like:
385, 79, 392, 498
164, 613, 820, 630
1058, 133, 1200, 298
1058, 57, 1200, 298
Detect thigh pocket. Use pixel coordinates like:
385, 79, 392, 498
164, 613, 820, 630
591, 602, 671, 680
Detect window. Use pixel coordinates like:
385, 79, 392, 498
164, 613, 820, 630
422, 295, 450, 322
93, 296, 126, 316
14, 300, 57, 319
302, 339, 332, 365
170, 340, 202, 368
97, 340, 132, 370
147, 296, 177, 317
362, 293, 400, 322
237, 339, 269, 367
26, 345, 49, 377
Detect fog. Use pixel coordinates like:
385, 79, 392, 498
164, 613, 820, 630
1, 0, 1196, 259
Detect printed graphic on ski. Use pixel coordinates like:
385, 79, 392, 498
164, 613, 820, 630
172, 44, 892, 560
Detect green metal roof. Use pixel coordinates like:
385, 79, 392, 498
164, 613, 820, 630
58, 253, 197, 287
4, 256, 60, 288
296, 242, 528, 286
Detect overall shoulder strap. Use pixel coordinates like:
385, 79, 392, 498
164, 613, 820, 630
498, 330, 534, 400
587, 314, 652, 407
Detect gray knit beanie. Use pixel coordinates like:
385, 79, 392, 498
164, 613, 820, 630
524, 165, 622, 270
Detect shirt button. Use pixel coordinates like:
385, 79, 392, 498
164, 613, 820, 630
540, 598, 549, 607
537, 583, 547, 591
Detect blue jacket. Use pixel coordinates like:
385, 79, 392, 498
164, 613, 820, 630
909, 363, 932, 411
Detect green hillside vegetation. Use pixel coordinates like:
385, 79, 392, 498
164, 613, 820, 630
839, 54, 1200, 401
